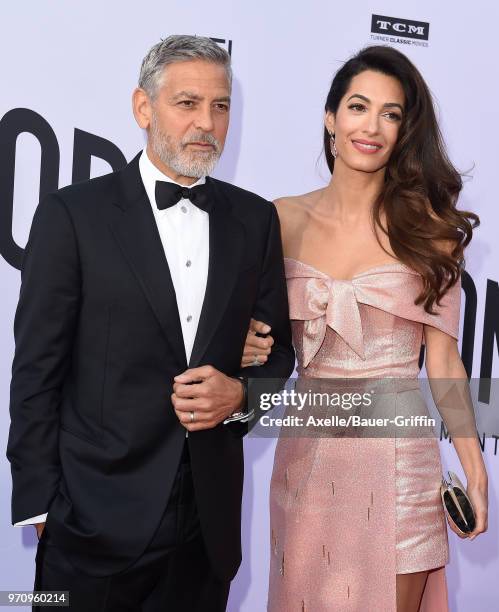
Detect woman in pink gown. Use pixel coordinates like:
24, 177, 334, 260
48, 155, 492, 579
241, 46, 488, 611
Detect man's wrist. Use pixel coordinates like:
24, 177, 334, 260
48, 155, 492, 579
222, 377, 253, 425
230, 376, 247, 415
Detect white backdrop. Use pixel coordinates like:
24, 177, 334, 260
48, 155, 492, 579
1, 1, 497, 610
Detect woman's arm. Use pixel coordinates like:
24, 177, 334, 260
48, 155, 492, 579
424, 324, 488, 540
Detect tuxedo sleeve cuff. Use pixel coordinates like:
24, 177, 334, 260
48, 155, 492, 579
14, 512, 48, 526
223, 408, 255, 425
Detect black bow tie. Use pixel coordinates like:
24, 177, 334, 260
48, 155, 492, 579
155, 180, 213, 213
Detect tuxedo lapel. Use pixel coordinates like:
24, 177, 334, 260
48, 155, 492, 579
188, 178, 245, 368
109, 154, 187, 369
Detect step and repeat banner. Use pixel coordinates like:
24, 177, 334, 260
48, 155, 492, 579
1, 1, 497, 609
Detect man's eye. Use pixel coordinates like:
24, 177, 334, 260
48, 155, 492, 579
215, 103, 229, 111
179, 100, 194, 107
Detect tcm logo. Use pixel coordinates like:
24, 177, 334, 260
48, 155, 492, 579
210, 37, 232, 56
371, 14, 430, 41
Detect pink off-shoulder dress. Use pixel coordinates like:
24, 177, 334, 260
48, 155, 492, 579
267, 258, 461, 611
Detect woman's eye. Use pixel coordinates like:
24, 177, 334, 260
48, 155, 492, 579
349, 103, 366, 112
384, 112, 402, 121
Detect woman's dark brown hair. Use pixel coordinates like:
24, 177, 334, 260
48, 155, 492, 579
324, 45, 479, 313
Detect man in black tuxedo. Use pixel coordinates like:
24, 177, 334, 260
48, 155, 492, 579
7, 35, 294, 611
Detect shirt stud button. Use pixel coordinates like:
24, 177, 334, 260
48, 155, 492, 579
186, 315, 192, 322
181, 205, 187, 213
186, 260, 192, 267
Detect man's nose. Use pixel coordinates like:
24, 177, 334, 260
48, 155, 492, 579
193, 105, 215, 132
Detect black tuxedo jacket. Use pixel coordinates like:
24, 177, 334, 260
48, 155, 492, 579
7, 153, 295, 581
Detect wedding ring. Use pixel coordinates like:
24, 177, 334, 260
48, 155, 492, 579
190, 411, 195, 423
251, 355, 261, 367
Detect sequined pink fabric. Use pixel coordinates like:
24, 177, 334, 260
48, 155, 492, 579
267, 258, 460, 611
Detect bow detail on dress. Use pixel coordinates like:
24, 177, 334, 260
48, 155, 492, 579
287, 275, 366, 366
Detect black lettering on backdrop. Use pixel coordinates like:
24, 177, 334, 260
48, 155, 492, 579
461, 270, 477, 378
371, 14, 430, 41
72, 129, 127, 183
0, 110, 127, 270
0, 108, 59, 269
479, 279, 499, 403
209, 37, 232, 56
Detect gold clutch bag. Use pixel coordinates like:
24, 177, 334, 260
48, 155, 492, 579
440, 471, 476, 535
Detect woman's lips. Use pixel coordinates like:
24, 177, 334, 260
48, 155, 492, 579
352, 139, 383, 154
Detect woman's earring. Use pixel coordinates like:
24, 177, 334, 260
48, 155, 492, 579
329, 132, 338, 159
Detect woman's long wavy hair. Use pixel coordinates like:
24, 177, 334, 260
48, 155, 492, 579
324, 45, 479, 313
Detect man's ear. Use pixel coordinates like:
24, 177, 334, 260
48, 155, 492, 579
132, 88, 152, 130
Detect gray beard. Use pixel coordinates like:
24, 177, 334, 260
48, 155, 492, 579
149, 115, 221, 178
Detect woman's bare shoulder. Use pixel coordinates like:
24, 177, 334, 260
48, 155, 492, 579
273, 190, 324, 252
273, 189, 323, 223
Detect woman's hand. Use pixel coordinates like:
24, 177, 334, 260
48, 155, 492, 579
240, 318, 274, 367
465, 477, 488, 541
445, 475, 488, 540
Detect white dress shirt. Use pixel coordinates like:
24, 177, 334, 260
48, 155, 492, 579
140, 148, 209, 363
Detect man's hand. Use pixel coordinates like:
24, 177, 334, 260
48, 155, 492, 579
241, 318, 274, 367
172, 366, 244, 432
35, 522, 45, 540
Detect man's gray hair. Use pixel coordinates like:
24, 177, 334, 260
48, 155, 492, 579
139, 35, 232, 99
